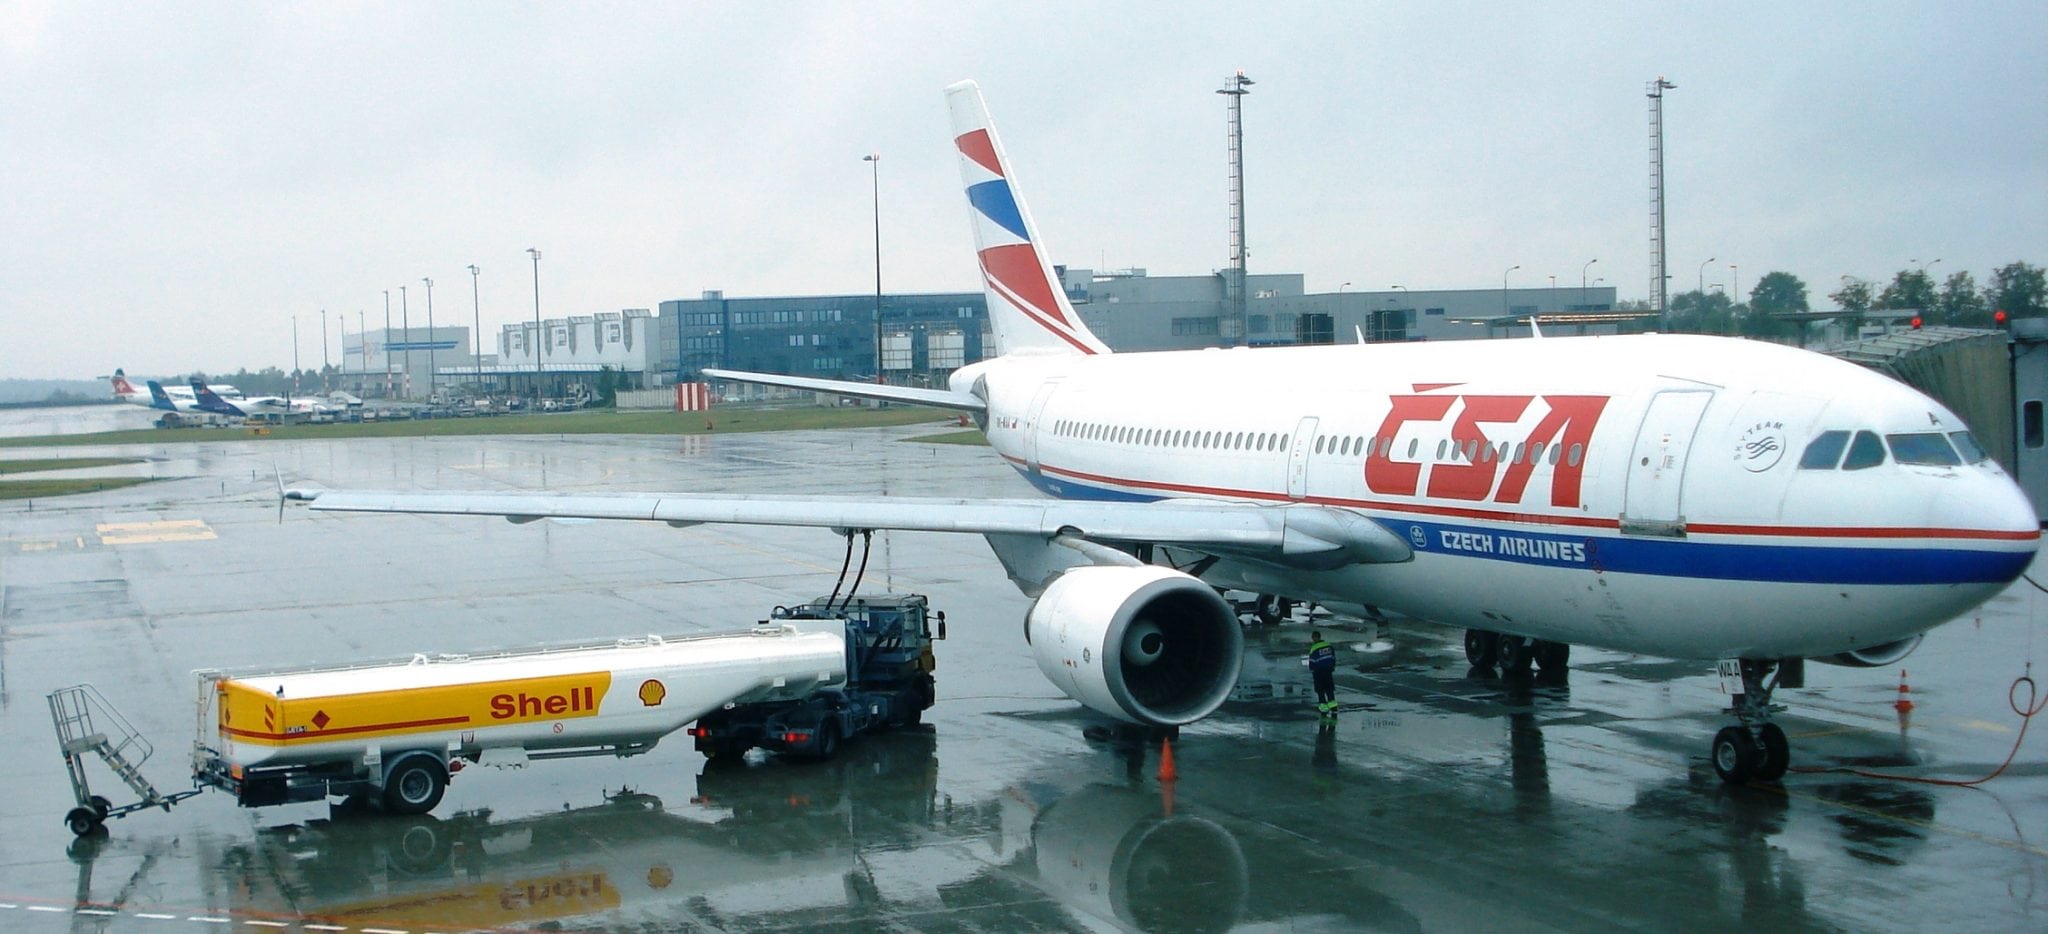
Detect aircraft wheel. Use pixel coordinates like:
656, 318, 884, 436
1712, 726, 1758, 784
65, 807, 103, 837
1496, 636, 1534, 675
1533, 640, 1570, 673
382, 757, 447, 815
1463, 629, 1499, 668
1755, 723, 1790, 782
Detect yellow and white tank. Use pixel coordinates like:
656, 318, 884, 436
203, 626, 846, 770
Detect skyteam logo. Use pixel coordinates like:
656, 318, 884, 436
1736, 421, 1787, 472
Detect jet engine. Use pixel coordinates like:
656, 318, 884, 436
1813, 634, 1923, 668
1025, 565, 1242, 726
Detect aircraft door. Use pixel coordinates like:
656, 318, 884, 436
1622, 389, 1713, 536
1286, 416, 1320, 501
1023, 379, 1063, 472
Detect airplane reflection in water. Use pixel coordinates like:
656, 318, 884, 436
50, 707, 1969, 932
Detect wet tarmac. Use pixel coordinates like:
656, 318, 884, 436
2, 424, 2044, 931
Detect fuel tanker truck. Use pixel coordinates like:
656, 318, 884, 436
54, 595, 941, 833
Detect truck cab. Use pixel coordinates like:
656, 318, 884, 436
691, 594, 943, 762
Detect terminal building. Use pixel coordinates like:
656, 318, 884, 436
660, 269, 1628, 385
335, 267, 1632, 398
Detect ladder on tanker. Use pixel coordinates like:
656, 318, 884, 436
47, 684, 200, 836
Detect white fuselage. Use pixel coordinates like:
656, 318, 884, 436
957, 333, 2038, 660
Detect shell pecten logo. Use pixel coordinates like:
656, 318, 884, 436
638, 679, 666, 706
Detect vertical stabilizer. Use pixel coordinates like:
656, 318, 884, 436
946, 80, 1111, 357
145, 380, 176, 411
109, 369, 139, 399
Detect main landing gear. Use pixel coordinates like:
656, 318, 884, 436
1711, 659, 1790, 785
1464, 629, 1570, 676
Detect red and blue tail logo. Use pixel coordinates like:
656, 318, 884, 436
947, 80, 1109, 357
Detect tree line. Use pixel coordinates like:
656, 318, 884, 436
1656, 260, 2045, 339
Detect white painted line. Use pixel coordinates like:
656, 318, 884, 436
189, 916, 232, 924
303, 926, 349, 932
364, 928, 411, 934
0, 903, 19, 909
136, 912, 179, 919
76, 908, 118, 916
26, 905, 64, 912
244, 922, 290, 928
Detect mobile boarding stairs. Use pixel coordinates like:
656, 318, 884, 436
47, 684, 201, 836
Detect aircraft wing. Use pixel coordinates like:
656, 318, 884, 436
291, 488, 1411, 566
701, 368, 985, 413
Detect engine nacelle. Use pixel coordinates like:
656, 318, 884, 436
1026, 565, 1243, 726
1812, 634, 1923, 668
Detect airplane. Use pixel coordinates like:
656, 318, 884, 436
291, 80, 2040, 785
146, 379, 206, 412
190, 378, 329, 418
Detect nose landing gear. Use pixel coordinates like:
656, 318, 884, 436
1712, 658, 1791, 784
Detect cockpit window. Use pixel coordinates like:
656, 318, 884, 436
1798, 431, 1850, 470
1949, 430, 1990, 464
1842, 430, 1887, 470
1887, 432, 1962, 467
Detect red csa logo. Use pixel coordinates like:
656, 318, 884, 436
1364, 391, 1609, 506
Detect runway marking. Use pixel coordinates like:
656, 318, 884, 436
26, 905, 63, 912
75, 908, 117, 916
97, 519, 216, 545
136, 912, 178, 919
242, 921, 289, 928
1957, 718, 2012, 733
303, 925, 348, 931
189, 916, 231, 924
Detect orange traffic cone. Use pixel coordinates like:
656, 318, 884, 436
1157, 738, 1178, 783
1894, 668, 1915, 714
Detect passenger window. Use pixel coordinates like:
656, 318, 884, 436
1435, 439, 1448, 460
1462, 440, 1479, 462
1511, 442, 1525, 464
1315, 436, 1325, 454
1887, 432, 1962, 466
1566, 443, 1583, 467
1842, 430, 1886, 470
1950, 431, 1989, 464
1479, 442, 1495, 463
1406, 438, 1419, 458
1798, 431, 1849, 470
1547, 444, 1562, 466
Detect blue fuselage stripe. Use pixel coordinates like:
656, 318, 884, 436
1014, 466, 2031, 586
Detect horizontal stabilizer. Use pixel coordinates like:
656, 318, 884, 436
701, 368, 985, 413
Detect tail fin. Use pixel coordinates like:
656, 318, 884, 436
189, 378, 236, 414
946, 80, 1110, 357
145, 380, 176, 410
109, 368, 138, 397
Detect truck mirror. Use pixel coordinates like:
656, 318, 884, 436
936, 612, 947, 641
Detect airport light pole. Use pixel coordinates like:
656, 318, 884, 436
1697, 257, 1716, 296
291, 314, 300, 397
864, 153, 883, 384
357, 309, 365, 393
1730, 263, 1739, 305
400, 285, 412, 400
320, 309, 329, 391
1581, 258, 1598, 310
422, 277, 436, 401
1502, 264, 1521, 316
382, 290, 392, 399
528, 248, 543, 400
468, 264, 482, 396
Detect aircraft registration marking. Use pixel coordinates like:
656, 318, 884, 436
95, 518, 216, 545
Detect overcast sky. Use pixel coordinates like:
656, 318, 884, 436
4, 2, 2044, 380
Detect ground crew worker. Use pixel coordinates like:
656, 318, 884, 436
1307, 631, 1338, 713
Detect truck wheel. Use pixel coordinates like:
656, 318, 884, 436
382, 757, 447, 815
812, 721, 840, 761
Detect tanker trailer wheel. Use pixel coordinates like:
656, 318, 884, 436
65, 807, 103, 837
382, 756, 447, 815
